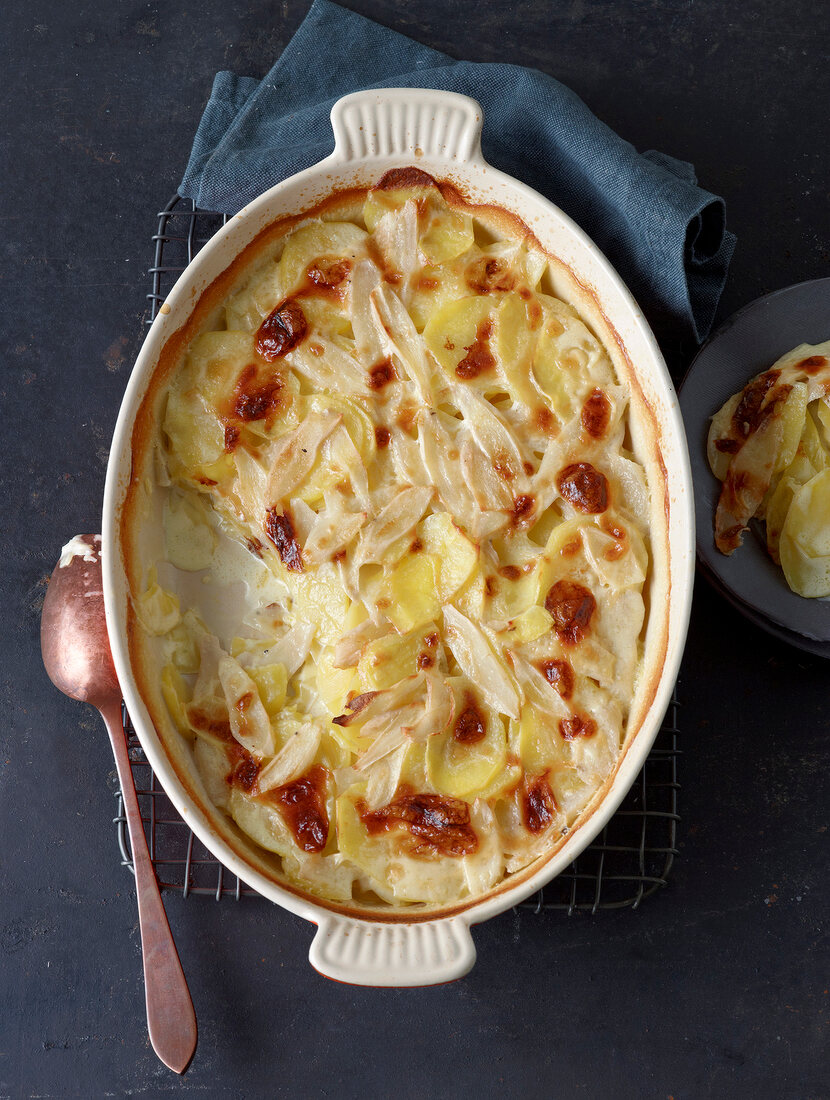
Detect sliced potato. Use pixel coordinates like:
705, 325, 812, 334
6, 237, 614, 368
225, 251, 286, 331
381, 551, 441, 633
452, 570, 487, 621
779, 468, 830, 596
163, 386, 226, 480
279, 220, 367, 293
515, 707, 568, 774
248, 663, 288, 718
420, 207, 474, 265
426, 701, 506, 799
363, 187, 429, 232
419, 512, 479, 601
812, 398, 830, 451
532, 297, 609, 421
494, 293, 546, 409
422, 295, 496, 380
775, 382, 809, 472
336, 788, 501, 906
135, 569, 180, 635
502, 604, 553, 647
357, 625, 437, 691
303, 393, 375, 461
364, 186, 473, 265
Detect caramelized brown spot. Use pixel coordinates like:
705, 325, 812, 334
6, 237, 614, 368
600, 517, 626, 540
236, 691, 255, 714
559, 713, 597, 741
246, 536, 263, 559
732, 369, 780, 438
264, 508, 303, 572
797, 355, 827, 374
561, 536, 582, 557
256, 299, 307, 361
493, 452, 518, 481
556, 463, 609, 514
224, 424, 240, 451
231, 363, 284, 425
416, 652, 434, 670
417, 276, 439, 292
186, 706, 231, 741
581, 388, 612, 439
424, 631, 439, 648
306, 258, 351, 295
196, 476, 218, 486
444, 337, 455, 351
537, 658, 574, 700
369, 357, 397, 390
498, 564, 522, 581
332, 690, 379, 727
484, 575, 498, 597
309, 342, 324, 357
453, 695, 487, 744
374, 425, 391, 448
604, 542, 626, 561
528, 299, 543, 330
396, 404, 418, 434
535, 406, 557, 434
523, 461, 535, 476
359, 786, 478, 857
375, 166, 438, 190
714, 438, 740, 454
261, 764, 329, 853
465, 256, 516, 295
545, 579, 596, 645
718, 522, 745, 553
409, 537, 424, 554
511, 494, 537, 526
522, 774, 556, 833
456, 319, 496, 380
233, 755, 261, 793
365, 238, 402, 286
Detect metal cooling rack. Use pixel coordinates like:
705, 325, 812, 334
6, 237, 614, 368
114, 194, 681, 913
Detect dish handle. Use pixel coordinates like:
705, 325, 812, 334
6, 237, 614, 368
309, 914, 476, 987
329, 88, 484, 167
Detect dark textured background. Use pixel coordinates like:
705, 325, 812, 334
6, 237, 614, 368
2, 2, 828, 1097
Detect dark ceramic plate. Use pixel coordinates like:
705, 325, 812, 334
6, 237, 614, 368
679, 277, 830, 657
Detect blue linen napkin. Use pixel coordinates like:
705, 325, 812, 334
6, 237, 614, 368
180, 0, 735, 349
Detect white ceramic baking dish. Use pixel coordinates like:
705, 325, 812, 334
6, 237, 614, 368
103, 88, 694, 987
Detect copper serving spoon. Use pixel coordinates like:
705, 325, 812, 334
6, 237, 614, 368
40, 534, 197, 1074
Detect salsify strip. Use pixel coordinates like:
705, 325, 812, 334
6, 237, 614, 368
266, 411, 341, 505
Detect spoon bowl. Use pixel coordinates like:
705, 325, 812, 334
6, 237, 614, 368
41, 534, 198, 1075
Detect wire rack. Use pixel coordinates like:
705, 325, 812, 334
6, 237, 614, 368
115, 195, 681, 913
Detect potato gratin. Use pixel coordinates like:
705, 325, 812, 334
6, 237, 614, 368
708, 339, 830, 597
129, 171, 652, 908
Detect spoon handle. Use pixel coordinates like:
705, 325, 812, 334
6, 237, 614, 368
100, 699, 198, 1074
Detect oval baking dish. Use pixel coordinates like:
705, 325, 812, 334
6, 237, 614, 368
103, 88, 694, 986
